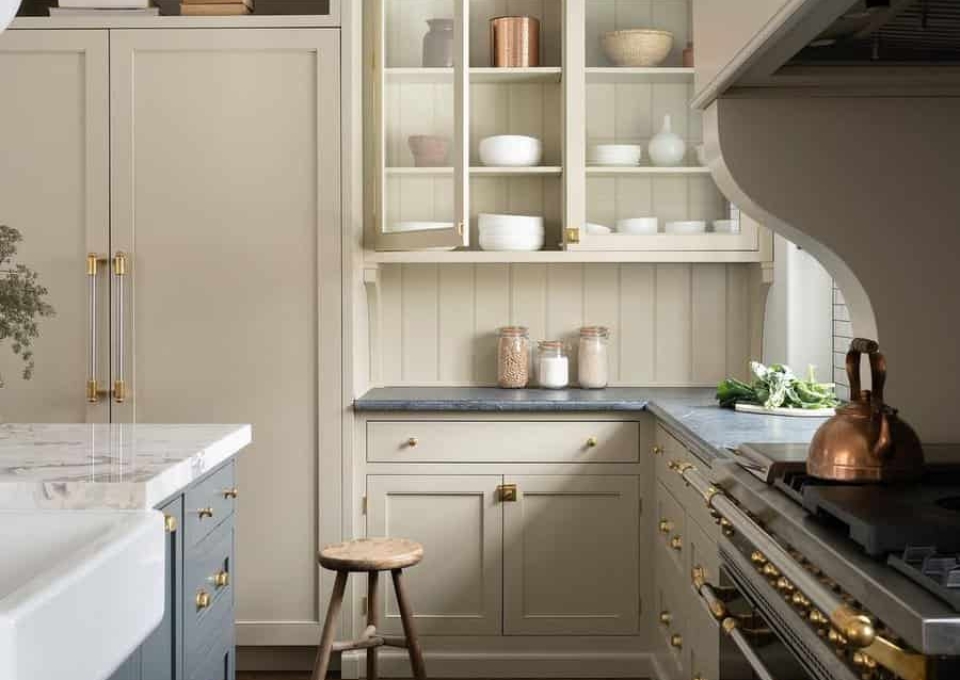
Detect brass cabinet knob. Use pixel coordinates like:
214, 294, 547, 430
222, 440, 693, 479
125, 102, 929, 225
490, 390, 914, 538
670, 633, 683, 649
406, 437, 419, 448
213, 570, 230, 588
586, 436, 598, 448
750, 551, 767, 565
658, 519, 673, 534
658, 610, 672, 626
196, 590, 211, 610
498, 483, 519, 502
222, 487, 239, 499
670, 535, 683, 551
163, 514, 178, 533
197, 507, 214, 520
651, 445, 663, 456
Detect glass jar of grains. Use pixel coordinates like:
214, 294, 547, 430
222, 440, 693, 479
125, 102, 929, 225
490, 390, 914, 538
537, 340, 569, 389
578, 326, 609, 389
497, 326, 530, 388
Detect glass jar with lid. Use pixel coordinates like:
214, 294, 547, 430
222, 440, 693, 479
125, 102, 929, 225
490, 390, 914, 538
578, 326, 610, 389
537, 340, 569, 389
497, 326, 530, 388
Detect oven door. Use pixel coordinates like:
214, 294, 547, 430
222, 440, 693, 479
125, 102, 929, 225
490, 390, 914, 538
713, 546, 862, 680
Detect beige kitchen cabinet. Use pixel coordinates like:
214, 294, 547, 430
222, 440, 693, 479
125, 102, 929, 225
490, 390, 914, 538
366, 475, 503, 636
0, 30, 109, 423
503, 474, 640, 635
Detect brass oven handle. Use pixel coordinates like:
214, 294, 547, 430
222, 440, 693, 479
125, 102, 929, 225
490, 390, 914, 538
674, 463, 877, 649
721, 618, 777, 680
691, 566, 728, 621
112, 251, 128, 403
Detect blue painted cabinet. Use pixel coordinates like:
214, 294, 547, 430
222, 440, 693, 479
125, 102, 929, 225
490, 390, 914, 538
108, 461, 235, 680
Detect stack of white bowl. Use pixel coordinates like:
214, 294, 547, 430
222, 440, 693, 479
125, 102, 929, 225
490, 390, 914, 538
478, 213, 544, 251
588, 144, 643, 166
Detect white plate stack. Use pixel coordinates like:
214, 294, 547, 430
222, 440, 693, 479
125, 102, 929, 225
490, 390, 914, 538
478, 213, 544, 251
51, 0, 157, 15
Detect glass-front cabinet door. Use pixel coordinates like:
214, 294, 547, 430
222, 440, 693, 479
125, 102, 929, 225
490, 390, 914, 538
372, 0, 469, 251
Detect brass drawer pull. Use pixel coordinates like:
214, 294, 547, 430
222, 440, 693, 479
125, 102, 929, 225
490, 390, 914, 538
222, 487, 239, 500
652, 444, 663, 456
406, 437, 419, 448
670, 633, 683, 649
498, 484, 518, 502
213, 569, 230, 588
164, 514, 178, 533
196, 590, 211, 610
197, 507, 214, 520
658, 519, 673, 534
670, 535, 683, 551
658, 610, 672, 626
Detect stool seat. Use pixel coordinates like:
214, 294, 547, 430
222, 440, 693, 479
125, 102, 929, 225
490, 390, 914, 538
319, 537, 424, 572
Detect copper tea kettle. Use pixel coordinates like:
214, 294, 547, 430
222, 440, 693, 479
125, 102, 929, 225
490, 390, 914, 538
807, 338, 923, 482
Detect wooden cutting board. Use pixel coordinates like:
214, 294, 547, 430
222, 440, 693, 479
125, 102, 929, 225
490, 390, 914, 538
735, 403, 836, 418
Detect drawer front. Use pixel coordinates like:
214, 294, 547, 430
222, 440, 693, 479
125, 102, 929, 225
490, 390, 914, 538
654, 426, 690, 501
685, 510, 721, 598
184, 461, 237, 548
368, 420, 639, 463
655, 481, 685, 575
187, 605, 235, 680
654, 554, 687, 679
184, 516, 235, 677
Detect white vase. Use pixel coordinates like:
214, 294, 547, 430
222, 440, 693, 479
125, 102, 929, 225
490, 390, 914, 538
648, 114, 686, 167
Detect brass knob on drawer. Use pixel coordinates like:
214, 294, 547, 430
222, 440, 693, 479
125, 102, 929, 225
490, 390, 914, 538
197, 507, 214, 520
213, 570, 230, 588
586, 436, 598, 448
222, 487, 239, 499
659, 610, 672, 626
652, 445, 663, 456
670, 633, 683, 649
406, 437, 419, 448
163, 514, 178, 533
658, 519, 673, 534
670, 535, 683, 551
750, 551, 767, 565
196, 590, 211, 610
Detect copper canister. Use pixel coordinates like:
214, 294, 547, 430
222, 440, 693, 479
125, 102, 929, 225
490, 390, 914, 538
490, 16, 540, 67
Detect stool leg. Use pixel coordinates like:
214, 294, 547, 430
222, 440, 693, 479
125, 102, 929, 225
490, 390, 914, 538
311, 571, 349, 680
391, 568, 426, 680
367, 571, 380, 680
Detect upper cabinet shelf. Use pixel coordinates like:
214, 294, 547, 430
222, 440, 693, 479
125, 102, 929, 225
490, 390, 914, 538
365, 0, 772, 263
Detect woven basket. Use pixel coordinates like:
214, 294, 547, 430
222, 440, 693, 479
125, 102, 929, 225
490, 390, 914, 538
602, 29, 673, 67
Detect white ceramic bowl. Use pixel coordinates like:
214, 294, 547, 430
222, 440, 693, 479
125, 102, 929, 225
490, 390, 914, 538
386, 221, 451, 233
478, 135, 542, 167
665, 220, 706, 235
478, 213, 545, 251
588, 144, 643, 166
712, 219, 739, 234
602, 29, 674, 67
478, 213, 544, 232
585, 223, 612, 235
616, 217, 658, 235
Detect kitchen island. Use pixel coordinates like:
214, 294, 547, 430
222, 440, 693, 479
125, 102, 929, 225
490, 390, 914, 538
0, 423, 251, 680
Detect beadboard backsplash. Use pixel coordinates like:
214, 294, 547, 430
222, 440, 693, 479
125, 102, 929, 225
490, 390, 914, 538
375, 262, 758, 386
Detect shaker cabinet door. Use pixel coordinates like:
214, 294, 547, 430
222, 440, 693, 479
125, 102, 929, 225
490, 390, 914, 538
366, 475, 503, 635
0, 30, 109, 423
109, 28, 341, 646
503, 475, 640, 635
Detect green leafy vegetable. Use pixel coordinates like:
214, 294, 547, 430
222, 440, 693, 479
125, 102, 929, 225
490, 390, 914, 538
716, 362, 840, 410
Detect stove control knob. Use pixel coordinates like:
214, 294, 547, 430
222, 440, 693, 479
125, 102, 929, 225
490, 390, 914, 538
775, 577, 795, 594
719, 518, 735, 537
750, 551, 767, 566
827, 629, 848, 648
809, 610, 829, 627
761, 563, 780, 579
791, 592, 811, 609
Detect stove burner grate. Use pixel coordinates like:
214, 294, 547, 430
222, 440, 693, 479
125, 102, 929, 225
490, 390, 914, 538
889, 547, 960, 611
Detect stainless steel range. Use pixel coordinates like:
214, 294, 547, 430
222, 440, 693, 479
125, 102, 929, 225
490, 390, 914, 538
668, 444, 960, 680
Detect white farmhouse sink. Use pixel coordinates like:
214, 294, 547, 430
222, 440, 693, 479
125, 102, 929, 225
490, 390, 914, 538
0, 510, 165, 680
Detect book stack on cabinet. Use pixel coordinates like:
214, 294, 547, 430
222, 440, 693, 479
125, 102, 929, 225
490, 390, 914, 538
179, 0, 250, 15
48, 0, 157, 16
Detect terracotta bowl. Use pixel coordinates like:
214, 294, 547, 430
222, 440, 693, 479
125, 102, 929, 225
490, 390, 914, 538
408, 135, 450, 167
602, 29, 673, 67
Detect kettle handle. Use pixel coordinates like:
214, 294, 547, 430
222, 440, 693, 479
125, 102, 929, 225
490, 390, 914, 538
846, 338, 891, 459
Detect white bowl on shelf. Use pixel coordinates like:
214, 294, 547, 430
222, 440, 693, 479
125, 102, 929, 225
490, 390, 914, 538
386, 221, 451, 233
665, 220, 706, 235
616, 217, 658, 235
601, 29, 674, 67
712, 219, 739, 234
588, 144, 643, 166
478, 213, 544, 251
478, 135, 542, 167
585, 223, 612, 235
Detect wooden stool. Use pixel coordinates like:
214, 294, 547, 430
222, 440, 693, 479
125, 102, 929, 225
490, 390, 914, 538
311, 537, 427, 680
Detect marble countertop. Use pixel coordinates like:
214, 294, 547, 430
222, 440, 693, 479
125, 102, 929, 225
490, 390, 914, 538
354, 387, 828, 462
0, 423, 251, 509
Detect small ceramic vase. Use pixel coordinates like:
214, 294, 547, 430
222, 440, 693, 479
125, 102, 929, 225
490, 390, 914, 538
648, 114, 686, 167
422, 19, 454, 67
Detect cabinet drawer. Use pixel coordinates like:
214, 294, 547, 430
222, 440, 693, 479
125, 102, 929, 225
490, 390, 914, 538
655, 481, 685, 576
184, 461, 237, 548
654, 426, 693, 503
187, 605, 235, 680
368, 421, 639, 463
184, 516, 235, 676
654, 555, 687, 680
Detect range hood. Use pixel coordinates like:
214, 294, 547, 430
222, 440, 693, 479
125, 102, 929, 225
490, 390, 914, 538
693, 0, 960, 443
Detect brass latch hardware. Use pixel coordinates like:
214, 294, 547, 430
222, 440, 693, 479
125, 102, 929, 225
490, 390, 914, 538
87, 379, 100, 404
222, 487, 239, 499
164, 514, 178, 533
195, 590, 211, 610
213, 570, 230, 588
197, 507, 214, 520
113, 251, 127, 277
651, 444, 663, 456
498, 484, 518, 502
670, 535, 683, 551
112, 380, 126, 404
565, 227, 580, 244
456, 221, 464, 237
